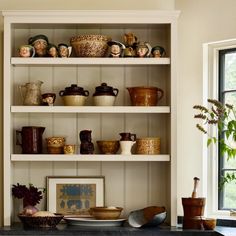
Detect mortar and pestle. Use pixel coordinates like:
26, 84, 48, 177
182, 177, 206, 229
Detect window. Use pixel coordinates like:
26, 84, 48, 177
218, 48, 236, 210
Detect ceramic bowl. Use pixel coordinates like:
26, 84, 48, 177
128, 206, 166, 228
70, 35, 111, 57
18, 213, 63, 228
62, 95, 87, 106
93, 95, 116, 106
97, 140, 120, 154
202, 218, 217, 230
90, 207, 123, 220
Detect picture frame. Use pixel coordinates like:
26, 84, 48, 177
46, 176, 105, 217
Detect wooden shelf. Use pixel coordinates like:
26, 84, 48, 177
11, 154, 170, 162
11, 106, 171, 113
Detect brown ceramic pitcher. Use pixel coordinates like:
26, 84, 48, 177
16, 126, 45, 154
127, 86, 164, 106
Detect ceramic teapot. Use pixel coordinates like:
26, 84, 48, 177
19, 80, 43, 105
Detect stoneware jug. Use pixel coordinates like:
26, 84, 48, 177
16, 126, 45, 154
19, 80, 43, 105
120, 140, 136, 155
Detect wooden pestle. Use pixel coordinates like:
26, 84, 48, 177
191, 177, 200, 198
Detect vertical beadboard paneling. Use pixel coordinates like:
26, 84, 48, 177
125, 162, 148, 215
101, 162, 125, 210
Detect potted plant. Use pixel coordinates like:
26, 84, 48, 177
12, 183, 44, 215
193, 99, 236, 186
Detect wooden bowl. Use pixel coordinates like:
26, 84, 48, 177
90, 206, 123, 220
97, 140, 120, 154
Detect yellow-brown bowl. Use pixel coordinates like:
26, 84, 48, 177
97, 140, 120, 154
90, 207, 123, 220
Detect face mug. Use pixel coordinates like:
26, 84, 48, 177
63, 145, 76, 154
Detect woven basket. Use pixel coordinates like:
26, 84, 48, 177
70, 35, 111, 57
136, 137, 160, 154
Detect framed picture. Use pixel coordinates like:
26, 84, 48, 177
46, 176, 105, 217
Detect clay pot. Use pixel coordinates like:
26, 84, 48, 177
127, 86, 164, 106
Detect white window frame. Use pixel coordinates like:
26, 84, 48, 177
203, 38, 236, 219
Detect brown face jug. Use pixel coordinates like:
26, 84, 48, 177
16, 126, 45, 154
127, 86, 164, 106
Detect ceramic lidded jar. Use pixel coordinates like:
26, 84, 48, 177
93, 83, 119, 106
59, 84, 89, 106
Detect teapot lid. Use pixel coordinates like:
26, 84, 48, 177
93, 83, 119, 96
65, 84, 84, 92
95, 83, 113, 92
60, 84, 89, 96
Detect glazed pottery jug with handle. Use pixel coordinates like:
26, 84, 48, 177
19, 80, 43, 105
127, 86, 164, 106
120, 140, 136, 155
16, 126, 45, 154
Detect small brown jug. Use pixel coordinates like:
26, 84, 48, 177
119, 132, 136, 141
16, 126, 45, 154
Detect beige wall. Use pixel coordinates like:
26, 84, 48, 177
176, 0, 236, 214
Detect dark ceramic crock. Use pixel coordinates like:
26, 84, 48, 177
93, 83, 119, 97
59, 84, 89, 97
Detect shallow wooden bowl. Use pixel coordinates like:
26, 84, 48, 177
90, 207, 123, 220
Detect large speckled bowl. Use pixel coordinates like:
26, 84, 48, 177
70, 35, 111, 57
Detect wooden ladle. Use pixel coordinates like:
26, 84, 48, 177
191, 177, 200, 198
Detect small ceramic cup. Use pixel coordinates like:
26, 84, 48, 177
42, 93, 56, 106
63, 145, 76, 154
18, 45, 35, 58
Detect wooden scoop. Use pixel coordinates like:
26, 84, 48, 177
191, 177, 200, 198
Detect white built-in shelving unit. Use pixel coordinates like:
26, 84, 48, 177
3, 10, 179, 226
